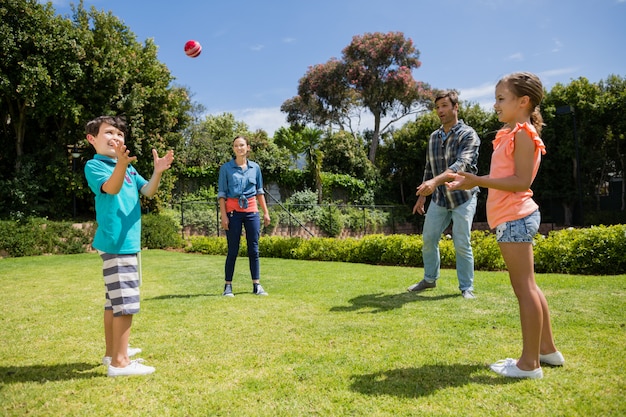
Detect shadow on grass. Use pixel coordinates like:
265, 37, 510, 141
0, 363, 101, 384
350, 364, 516, 398
145, 293, 217, 300
330, 292, 459, 313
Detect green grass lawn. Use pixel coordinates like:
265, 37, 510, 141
0, 250, 624, 417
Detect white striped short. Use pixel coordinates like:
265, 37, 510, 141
99, 252, 141, 316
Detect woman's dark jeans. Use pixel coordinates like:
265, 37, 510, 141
225, 211, 260, 282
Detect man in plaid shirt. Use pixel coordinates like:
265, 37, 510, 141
408, 90, 481, 299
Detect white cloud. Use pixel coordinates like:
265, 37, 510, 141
230, 107, 288, 136
250, 44, 265, 51
538, 67, 578, 78
538, 67, 579, 86
507, 52, 524, 61
458, 83, 496, 110
459, 83, 495, 102
552, 38, 563, 52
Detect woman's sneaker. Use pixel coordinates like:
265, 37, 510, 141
107, 359, 155, 377
254, 284, 268, 296
489, 358, 543, 379
223, 284, 234, 297
540, 351, 565, 366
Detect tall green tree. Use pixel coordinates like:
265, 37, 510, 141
282, 32, 433, 164
0, 0, 192, 218
596, 75, 626, 210
273, 127, 324, 202
0, 0, 84, 172
319, 130, 377, 181
542, 77, 604, 225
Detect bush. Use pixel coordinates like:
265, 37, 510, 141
181, 201, 219, 235
535, 225, 626, 274
0, 219, 47, 257
141, 213, 184, 249
317, 205, 343, 237
350, 234, 387, 264
259, 235, 302, 259
0, 218, 94, 257
44, 221, 94, 254
471, 230, 506, 271
290, 237, 349, 261
187, 236, 228, 255
343, 207, 390, 233
184, 226, 626, 275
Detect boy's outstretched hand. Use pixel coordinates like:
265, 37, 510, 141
112, 141, 138, 165
153, 149, 174, 173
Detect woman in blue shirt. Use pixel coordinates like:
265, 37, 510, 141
218, 136, 271, 296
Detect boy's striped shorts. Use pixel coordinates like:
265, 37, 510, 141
99, 252, 141, 316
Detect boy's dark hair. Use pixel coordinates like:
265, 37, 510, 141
434, 90, 459, 106
86, 115, 127, 136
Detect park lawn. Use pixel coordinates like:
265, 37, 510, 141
0, 250, 624, 417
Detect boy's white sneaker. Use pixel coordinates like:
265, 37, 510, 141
107, 359, 155, 377
102, 346, 142, 366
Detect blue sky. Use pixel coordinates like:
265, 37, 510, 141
47, 0, 626, 135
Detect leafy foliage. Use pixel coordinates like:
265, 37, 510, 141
0, 0, 191, 218
282, 31, 433, 163
187, 226, 626, 275
0, 218, 93, 257
141, 213, 183, 249
317, 205, 344, 237
535, 225, 626, 274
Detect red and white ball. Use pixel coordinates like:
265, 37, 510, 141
184, 40, 202, 58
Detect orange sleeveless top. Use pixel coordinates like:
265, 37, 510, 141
486, 122, 546, 229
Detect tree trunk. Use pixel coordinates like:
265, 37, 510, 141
8, 99, 27, 173
368, 113, 381, 163
562, 202, 573, 226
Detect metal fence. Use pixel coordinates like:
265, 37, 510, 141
177, 198, 419, 240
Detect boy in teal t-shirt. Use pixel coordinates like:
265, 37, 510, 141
85, 115, 174, 377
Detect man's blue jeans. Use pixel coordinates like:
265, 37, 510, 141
421, 194, 477, 291
225, 211, 260, 282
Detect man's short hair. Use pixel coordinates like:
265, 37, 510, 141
435, 90, 459, 106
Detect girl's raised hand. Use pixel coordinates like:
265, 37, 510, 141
446, 172, 478, 190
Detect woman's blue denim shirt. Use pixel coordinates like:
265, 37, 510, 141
217, 158, 265, 200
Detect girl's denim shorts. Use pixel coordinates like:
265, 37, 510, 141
495, 210, 540, 243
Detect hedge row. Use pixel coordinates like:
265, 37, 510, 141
2, 216, 625, 275
0, 213, 181, 258
188, 226, 626, 275
0, 218, 94, 257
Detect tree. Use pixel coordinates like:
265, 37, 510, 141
542, 77, 605, 225
282, 32, 433, 164
319, 130, 377, 181
275, 127, 325, 203
0, 0, 84, 173
0, 0, 192, 218
273, 126, 308, 166
597, 75, 626, 210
